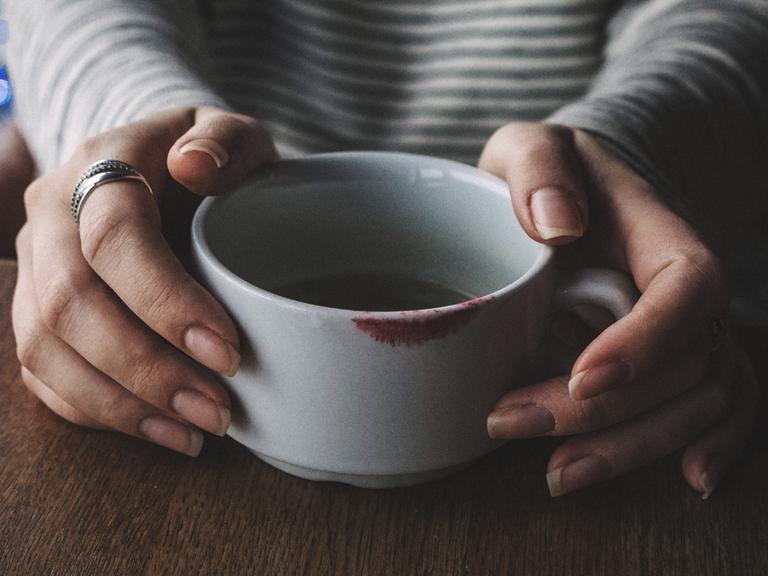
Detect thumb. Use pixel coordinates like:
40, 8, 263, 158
478, 122, 588, 246
167, 107, 278, 196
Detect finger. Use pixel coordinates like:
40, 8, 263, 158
487, 332, 710, 438
12, 234, 203, 455
78, 184, 242, 376
10, 234, 80, 424
568, 247, 728, 400
21, 365, 202, 456
24, 179, 231, 436
681, 345, 761, 499
566, 132, 730, 400
61, 114, 245, 376
20, 367, 107, 430
543, 347, 735, 497
167, 106, 278, 196
478, 122, 588, 245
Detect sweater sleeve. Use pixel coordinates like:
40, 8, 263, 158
5, 0, 228, 171
549, 0, 768, 322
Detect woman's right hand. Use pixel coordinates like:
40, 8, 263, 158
11, 106, 277, 455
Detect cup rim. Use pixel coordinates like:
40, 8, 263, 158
190, 151, 554, 318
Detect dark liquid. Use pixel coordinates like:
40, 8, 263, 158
273, 273, 473, 311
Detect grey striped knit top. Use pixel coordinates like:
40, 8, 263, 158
5, 0, 768, 320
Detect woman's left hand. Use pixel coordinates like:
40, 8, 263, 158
478, 123, 761, 498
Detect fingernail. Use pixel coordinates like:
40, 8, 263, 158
699, 471, 717, 500
546, 454, 612, 497
184, 325, 241, 376
138, 415, 204, 457
569, 360, 631, 400
171, 388, 231, 436
179, 139, 229, 168
530, 187, 584, 240
487, 403, 555, 438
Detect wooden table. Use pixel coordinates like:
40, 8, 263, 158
1, 259, 766, 575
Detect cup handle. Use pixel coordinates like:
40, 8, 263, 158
544, 268, 639, 375
554, 268, 639, 320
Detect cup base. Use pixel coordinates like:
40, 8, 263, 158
253, 451, 475, 489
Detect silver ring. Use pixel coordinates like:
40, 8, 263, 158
70, 159, 153, 227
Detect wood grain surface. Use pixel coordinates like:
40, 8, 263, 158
0, 259, 766, 576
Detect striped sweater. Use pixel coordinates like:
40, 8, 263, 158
4, 0, 768, 321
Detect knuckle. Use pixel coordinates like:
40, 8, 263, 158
16, 326, 45, 370
481, 122, 574, 178
681, 249, 730, 308
92, 388, 131, 431
80, 209, 133, 268
224, 111, 263, 133
23, 179, 45, 212
524, 135, 570, 163
246, 118, 272, 146
69, 135, 108, 166
575, 396, 610, 430
50, 400, 97, 429
20, 369, 95, 428
228, 114, 275, 155
38, 269, 91, 335
63, 411, 97, 429
201, 112, 258, 142
137, 274, 191, 335
483, 124, 507, 152
486, 122, 528, 151
124, 345, 175, 405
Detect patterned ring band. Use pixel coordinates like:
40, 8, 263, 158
70, 159, 153, 227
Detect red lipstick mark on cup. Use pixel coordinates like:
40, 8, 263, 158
352, 295, 494, 347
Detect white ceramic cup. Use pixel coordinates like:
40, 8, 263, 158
191, 152, 637, 488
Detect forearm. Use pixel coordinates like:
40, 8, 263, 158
5, 0, 227, 171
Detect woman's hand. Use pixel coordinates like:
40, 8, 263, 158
478, 123, 761, 498
11, 106, 277, 455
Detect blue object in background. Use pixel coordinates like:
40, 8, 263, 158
1, 19, 11, 117
0, 65, 11, 117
